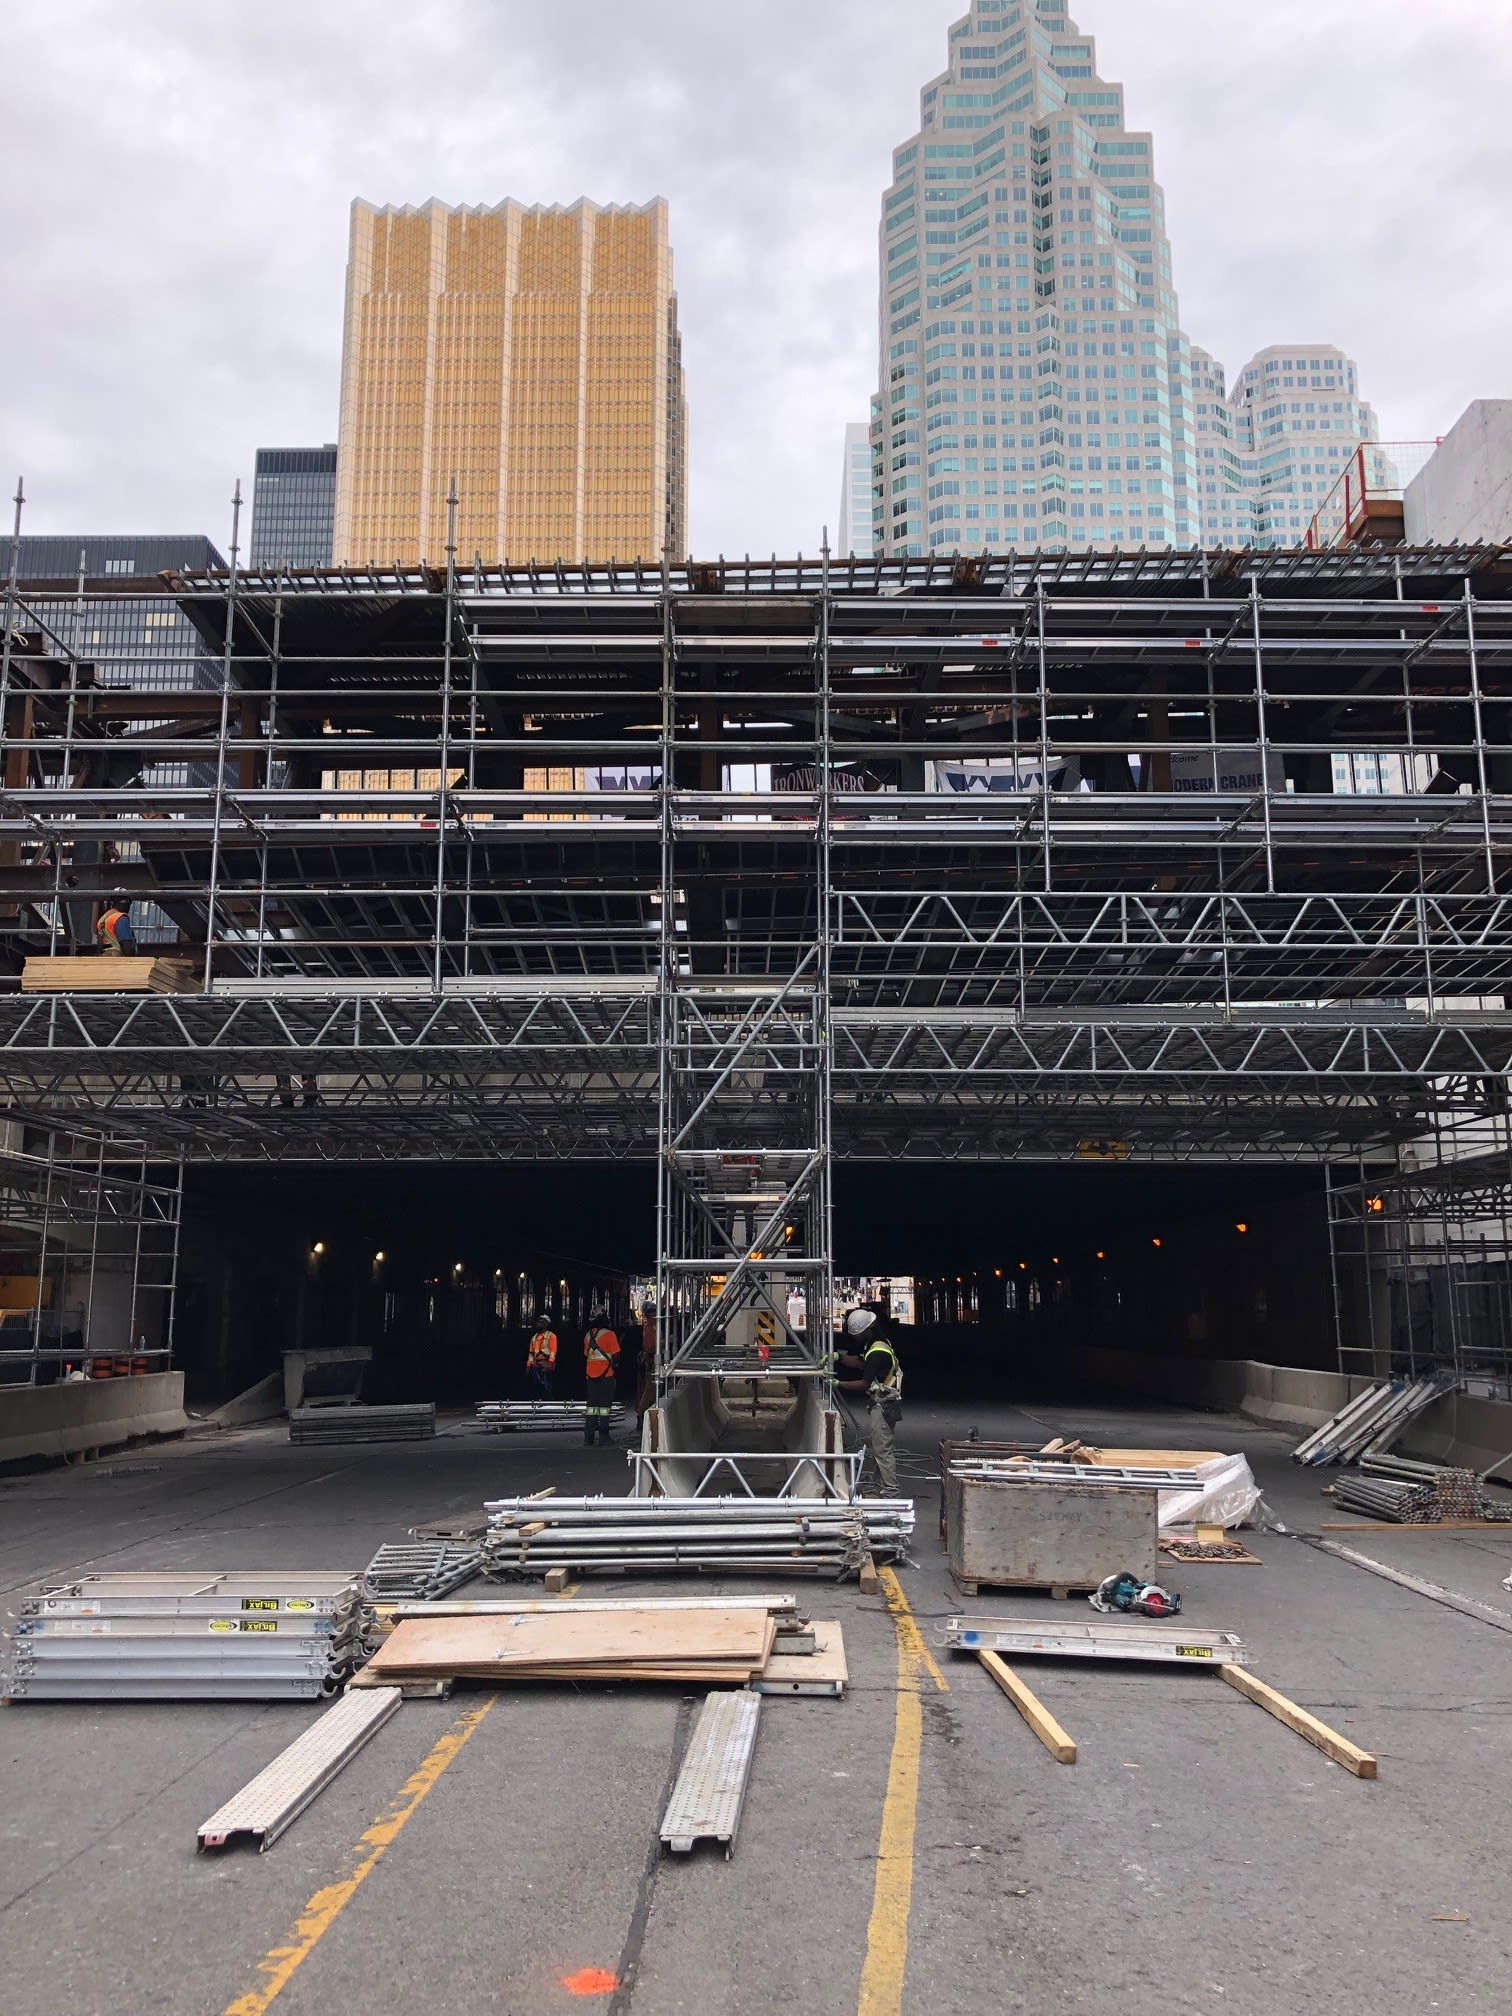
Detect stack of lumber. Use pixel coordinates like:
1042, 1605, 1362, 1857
21, 956, 200, 995
353, 1605, 779, 1685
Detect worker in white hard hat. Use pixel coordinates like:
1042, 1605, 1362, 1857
835, 1307, 903, 1498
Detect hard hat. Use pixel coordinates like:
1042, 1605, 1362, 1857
845, 1308, 877, 1339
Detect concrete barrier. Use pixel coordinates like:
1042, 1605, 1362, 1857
0, 1372, 189, 1465
1057, 1346, 1512, 1473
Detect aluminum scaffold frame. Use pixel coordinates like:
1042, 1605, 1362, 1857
4, 510, 1512, 1392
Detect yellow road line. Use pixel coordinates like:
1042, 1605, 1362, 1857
857, 1568, 933, 2016
222, 1694, 497, 2016
878, 1565, 950, 1693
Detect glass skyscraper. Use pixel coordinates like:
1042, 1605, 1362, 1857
838, 423, 874, 556
334, 198, 687, 567
1191, 346, 1378, 550
3, 536, 226, 696
250, 445, 337, 568
873, 0, 1200, 556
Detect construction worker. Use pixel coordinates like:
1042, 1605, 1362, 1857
95, 896, 136, 955
836, 1308, 903, 1498
526, 1318, 558, 1402
582, 1308, 621, 1445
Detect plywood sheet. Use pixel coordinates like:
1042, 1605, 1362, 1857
362, 1607, 772, 1681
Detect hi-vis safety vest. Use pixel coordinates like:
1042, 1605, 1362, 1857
528, 1331, 558, 1368
585, 1328, 618, 1378
863, 1338, 903, 1403
96, 908, 130, 951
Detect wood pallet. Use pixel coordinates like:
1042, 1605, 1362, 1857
949, 1573, 1094, 1600
1160, 1535, 1263, 1566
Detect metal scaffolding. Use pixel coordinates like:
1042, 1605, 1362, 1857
2, 517, 1512, 1387
1328, 1098, 1512, 1390
0, 1130, 181, 1384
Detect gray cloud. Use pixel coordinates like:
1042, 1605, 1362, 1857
0, 1, 1506, 557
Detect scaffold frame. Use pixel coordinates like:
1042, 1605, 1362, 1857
4, 506, 1512, 1383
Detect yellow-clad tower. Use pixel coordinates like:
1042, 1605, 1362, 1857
334, 196, 687, 567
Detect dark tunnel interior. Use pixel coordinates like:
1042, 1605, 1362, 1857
173, 1160, 1331, 1408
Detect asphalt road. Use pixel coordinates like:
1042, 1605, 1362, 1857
2, 1396, 1511, 2015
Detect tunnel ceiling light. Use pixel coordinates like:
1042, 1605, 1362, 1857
1366, 1197, 1386, 1214
994, 1268, 1003, 1278
1235, 1222, 1249, 1234
312, 1241, 326, 1256
1096, 1250, 1105, 1261
1052, 1256, 1060, 1265
1152, 1238, 1163, 1249
374, 1250, 385, 1263
1018, 1262, 1027, 1271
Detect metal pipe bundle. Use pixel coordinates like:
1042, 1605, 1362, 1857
479, 1495, 914, 1581
476, 1401, 630, 1435
1331, 1473, 1431, 1522
1354, 1457, 1512, 1522
290, 1404, 436, 1445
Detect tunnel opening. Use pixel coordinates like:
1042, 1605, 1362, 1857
171, 1160, 1329, 1412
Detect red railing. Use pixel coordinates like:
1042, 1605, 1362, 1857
1306, 441, 1440, 550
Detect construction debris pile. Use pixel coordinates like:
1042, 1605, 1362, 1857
479, 1495, 914, 1581
1331, 1454, 1512, 1525
476, 1400, 630, 1436
290, 1403, 437, 1446
361, 1540, 483, 1600
2, 1571, 375, 1702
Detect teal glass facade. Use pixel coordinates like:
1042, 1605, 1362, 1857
873, 0, 1198, 555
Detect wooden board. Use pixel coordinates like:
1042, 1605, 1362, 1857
1083, 1448, 1224, 1468
1318, 1520, 1512, 1533
978, 1650, 1077, 1764
1222, 1664, 1378, 1779
21, 956, 200, 995
361, 1608, 774, 1683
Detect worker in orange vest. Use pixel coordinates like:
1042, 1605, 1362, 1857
526, 1318, 558, 1402
95, 897, 136, 954
582, 1310, 620, 1445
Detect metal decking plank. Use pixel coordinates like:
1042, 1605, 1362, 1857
660, 1689, 761, 1857
197, 1686, 403, 1852
941, 1617, 1247, 1667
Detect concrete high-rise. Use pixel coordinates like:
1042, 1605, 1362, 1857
250, 446, 337, 568
873, 0, 1199, 556
1191, 346, 1378, 549
334, 197, 687, 568
838, 423, 875, 556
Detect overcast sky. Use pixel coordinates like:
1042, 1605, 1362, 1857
1, 0, 1507, 557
